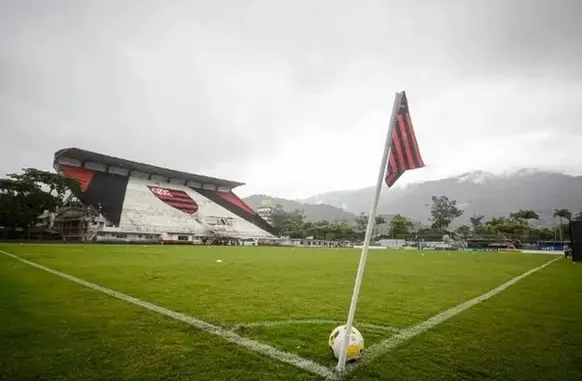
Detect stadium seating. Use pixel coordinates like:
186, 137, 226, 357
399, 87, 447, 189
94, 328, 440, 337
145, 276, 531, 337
194, 187, 277, 235
119, 183, 208, 235
121, 177, 273, 239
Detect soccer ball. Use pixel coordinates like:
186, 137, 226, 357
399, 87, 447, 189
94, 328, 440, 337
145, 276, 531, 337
328, 325, 364, 361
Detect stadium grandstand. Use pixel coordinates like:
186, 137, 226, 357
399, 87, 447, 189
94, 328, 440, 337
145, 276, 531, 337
44, 148, 277, 244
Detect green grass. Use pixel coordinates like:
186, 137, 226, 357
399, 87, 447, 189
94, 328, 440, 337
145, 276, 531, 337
1, 244, 581, 380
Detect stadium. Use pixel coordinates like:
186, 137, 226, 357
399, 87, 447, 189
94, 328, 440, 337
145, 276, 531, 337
2, 98, 581, 381
2, 146, 582, 381
46, 147, 277, 244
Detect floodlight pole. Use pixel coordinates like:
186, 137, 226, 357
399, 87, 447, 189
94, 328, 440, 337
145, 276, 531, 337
336, 91, 403, 373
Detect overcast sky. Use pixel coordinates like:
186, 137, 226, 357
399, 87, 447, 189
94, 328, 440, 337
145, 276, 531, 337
1, 0, 581, 199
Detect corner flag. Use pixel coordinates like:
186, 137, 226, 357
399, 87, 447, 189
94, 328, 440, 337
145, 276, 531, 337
336, 91, 424, 372
385, 91, 425, 187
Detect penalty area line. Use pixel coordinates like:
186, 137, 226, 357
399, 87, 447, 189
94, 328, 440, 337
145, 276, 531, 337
0, 250, 338, 380
347, 255, 563, 373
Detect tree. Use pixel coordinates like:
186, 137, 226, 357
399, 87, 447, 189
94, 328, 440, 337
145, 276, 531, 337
529, 227, 555, 241
428, 196, 464, 230
373, 215, 387, 238
0, 168, 80, 232
270, 204, 287, 233
510, 209, 540, 222
281, 209, 306, 238
331, 220, 357, 241
270, 205, 306, 238
8, 168, 79, 198
355, 212, 368, 232
271, 206, 359, 241
389, 214, 413, 236
455, 225, 472, 238
553, 208, 572, 240
469, 213, 484, 232
509, 210, 539, 239
353, 213, 385, 238
483, 216, 527, 238
574, 210, 582, 221
554, 208, 572, 222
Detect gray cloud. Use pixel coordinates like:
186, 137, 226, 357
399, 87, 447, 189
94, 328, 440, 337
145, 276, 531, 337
447, 0, 582, 77
1, 0, 581, 197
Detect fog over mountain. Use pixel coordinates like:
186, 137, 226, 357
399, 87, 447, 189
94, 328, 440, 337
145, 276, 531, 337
245, 169, 582, 227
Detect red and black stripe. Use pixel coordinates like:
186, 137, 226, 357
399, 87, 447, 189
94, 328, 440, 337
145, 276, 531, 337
148, 186, 199, 214
190, 187, 277, 236
61, 165, 129, 226
385, 91, 425, 187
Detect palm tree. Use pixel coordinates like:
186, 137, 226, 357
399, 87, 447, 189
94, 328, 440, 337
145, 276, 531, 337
553, 208, 572, 240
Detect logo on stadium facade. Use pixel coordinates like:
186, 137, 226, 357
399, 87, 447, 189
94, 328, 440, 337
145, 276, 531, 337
148, 186, 199, 214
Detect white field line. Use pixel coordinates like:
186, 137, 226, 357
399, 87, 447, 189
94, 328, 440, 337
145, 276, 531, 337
231, 319, 400, 333
0, 250, 337, 380
347, 255, 562, 373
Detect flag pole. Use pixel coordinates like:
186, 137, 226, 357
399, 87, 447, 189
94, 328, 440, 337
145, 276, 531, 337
336, 91, 404, 373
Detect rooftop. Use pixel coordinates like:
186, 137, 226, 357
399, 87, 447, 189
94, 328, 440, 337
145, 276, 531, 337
53, 147, 245, 189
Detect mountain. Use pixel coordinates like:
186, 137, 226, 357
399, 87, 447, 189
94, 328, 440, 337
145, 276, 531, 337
243, 194, 359, 222
244, 169, 582, 227
300, 169, 582, 227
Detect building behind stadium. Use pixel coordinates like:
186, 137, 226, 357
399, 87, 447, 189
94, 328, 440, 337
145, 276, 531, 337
42, 147, 277, 244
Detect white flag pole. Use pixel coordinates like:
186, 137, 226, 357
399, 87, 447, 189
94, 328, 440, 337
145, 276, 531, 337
336, 91, 403, 373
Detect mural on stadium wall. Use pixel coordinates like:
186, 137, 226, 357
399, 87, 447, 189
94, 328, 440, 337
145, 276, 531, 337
60, 165, 129, 226
190, 187, 277, 235
147, 186, 199, 214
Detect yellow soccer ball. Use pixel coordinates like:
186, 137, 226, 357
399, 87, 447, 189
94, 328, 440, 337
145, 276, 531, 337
328, 325, 364, 361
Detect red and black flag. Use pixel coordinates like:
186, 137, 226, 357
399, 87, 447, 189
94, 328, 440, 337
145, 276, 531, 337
385, 91, 425, 187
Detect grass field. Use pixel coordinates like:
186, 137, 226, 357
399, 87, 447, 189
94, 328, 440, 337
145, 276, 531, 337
1, 243, 581, 381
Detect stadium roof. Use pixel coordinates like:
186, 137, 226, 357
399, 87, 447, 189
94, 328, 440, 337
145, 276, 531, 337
53, 147, 245, 189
